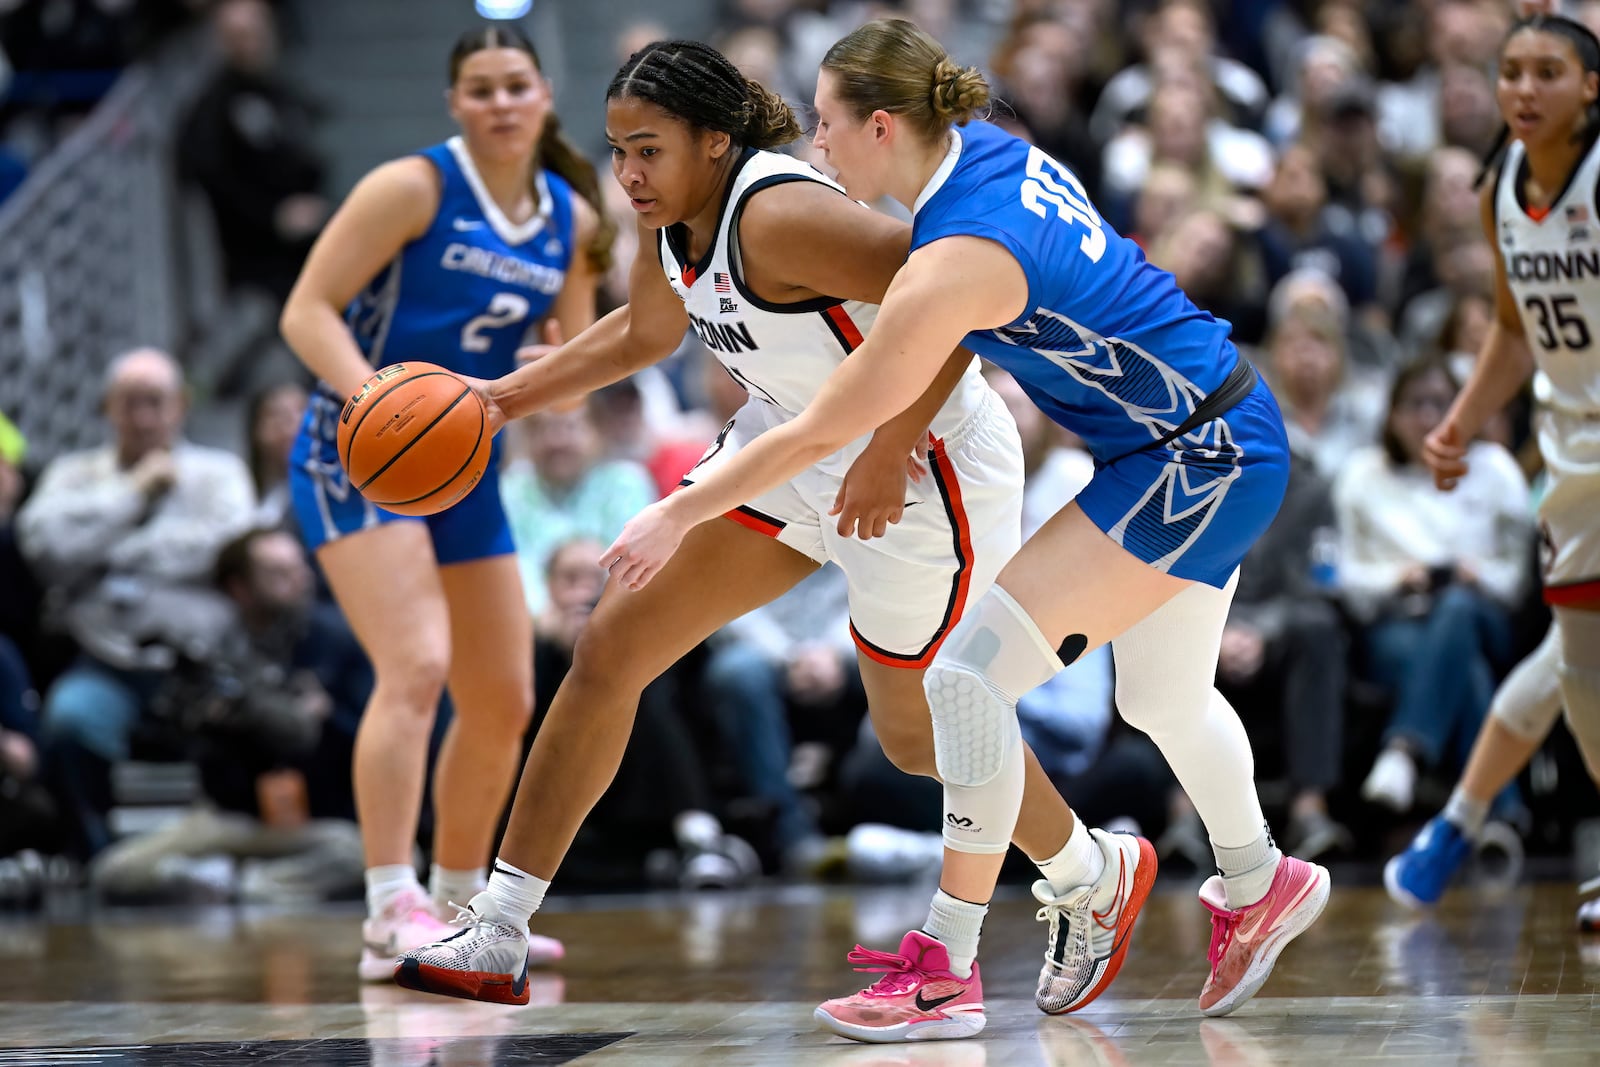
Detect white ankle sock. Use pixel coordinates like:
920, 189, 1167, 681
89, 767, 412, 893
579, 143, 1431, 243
429, 864, 486, 910
922, 889, 988, 978
1035, 813, 1106, 895
1442, 787, 1489, 841
365, 864, 420, 918
1213, 827, 1281, 909
481, 857, 549, 932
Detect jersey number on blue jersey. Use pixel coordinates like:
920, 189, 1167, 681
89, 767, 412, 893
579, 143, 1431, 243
462, 292, 531, 353
1018, 147, 1106, 264
1523, 294, 1593, 351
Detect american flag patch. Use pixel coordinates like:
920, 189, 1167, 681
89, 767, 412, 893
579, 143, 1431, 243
714, 272, 732, 293
1568, 204, 1590, 223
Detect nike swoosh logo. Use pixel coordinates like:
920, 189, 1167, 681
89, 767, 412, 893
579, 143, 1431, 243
364, 935, 398, 955
494, 862, 525, 880
915, 989, 962, 1012
1092, 853, 1128, 930
453, 218, 484, 231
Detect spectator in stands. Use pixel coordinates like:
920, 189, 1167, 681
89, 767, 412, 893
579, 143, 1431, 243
1089, 0, 1270, 143
177, 0, 329, 303
1149, 207, 1269, 345
0, 410, 40, 669
989, 13, 1102, 200
1335, 358, 1532, 815
530, 538, 754, 888
702, 564, 861, 871
16, 347, 255, 856
1262, 34, 1366, 149
501, 400, 658, 615
245, 379, 307, 529
1255, 142, 1381, 321
90, 526, 368, 903
1395, 147, 1483, 325
1262, 271, 1387, 479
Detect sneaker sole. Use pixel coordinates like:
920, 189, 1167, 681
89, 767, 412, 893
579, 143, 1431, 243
813, 1004, 985, 1043
1040, 835, 1159, 1015
393, 958, 531, 1005
1382, 855, 1435, 911
1200, 864, 1330, 1018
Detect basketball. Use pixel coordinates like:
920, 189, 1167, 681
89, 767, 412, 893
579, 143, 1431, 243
336, 362, 490, 517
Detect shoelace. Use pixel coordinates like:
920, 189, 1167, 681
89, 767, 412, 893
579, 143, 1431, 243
845, 944, 924, 997
1035, 886, 1094, 967
1203, 900, 1242, 971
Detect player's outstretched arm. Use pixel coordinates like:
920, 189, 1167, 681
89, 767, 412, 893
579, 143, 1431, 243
603, 235, 1025, 588
739, 182, 981, 537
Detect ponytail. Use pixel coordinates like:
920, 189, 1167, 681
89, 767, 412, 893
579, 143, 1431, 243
537, 115, 617, 273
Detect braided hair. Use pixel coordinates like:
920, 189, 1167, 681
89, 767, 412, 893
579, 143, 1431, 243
1475, 13, 1600, 189
606, 39, 802, 150
448, 26, 617, 272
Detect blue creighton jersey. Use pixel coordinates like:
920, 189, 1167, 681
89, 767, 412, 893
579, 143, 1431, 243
344, 136, 576, 381
911, 121, 1239, 464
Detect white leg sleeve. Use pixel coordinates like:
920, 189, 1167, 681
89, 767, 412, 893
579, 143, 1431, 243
1490, 623, 1565, 741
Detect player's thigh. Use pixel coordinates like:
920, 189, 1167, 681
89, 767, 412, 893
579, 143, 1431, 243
997, 502, 1191, 655
573, 516, 821, 686
438, 552, 533, 719
316, 520, 451, 685
856, 655, 935, 768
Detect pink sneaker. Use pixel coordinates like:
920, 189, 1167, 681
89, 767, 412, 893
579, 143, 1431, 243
814, 930, 984, 1043
360, 887, 457, 982
1197, 856, 1330, 1016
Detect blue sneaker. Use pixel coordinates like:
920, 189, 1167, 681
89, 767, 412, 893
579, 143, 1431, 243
1384, 816, 1471, 909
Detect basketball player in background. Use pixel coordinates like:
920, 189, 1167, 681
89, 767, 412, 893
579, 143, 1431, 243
278, 26, 609, 981
395, 39, 1158, 1029
603, 19, 1330, 1036
1390, 13, 1600, 928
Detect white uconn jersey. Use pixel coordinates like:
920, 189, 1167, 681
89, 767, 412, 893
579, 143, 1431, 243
658, 150, 989, 472
1496, 138, 1600, 416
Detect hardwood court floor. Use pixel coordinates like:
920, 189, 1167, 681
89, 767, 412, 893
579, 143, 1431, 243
0, 880, 1595, 1065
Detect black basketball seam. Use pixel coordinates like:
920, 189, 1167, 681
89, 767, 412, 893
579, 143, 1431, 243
355, 385, 474, 494
376, 398, 486, 507
341, 369, 453, 472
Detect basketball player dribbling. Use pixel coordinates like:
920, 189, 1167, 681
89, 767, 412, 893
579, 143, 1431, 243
604, 19, 1331, 1036
1388, 13, 1600, 930
393, 39, 1160, 1028
279, 26, 610, 981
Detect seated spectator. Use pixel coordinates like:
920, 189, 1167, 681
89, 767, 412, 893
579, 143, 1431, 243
1216, 447, 1352, 860
16, 348, 255, 856
90, 527, 368, 903
1263, 34, 1365, 149
246, 379, 308, 529
1261, 275, 1387, 480
702, 565, 863, 871
1334, 358, 1532, 816
529, 538, 755, 888
1089, 0, 1270, 143
1148, 207, 1269, 344
1255, 142, 1381, 320
177, 0, 328, 303
1127, 161, 1197, 250
500, 401, 658, 615
0, 411, 43, 679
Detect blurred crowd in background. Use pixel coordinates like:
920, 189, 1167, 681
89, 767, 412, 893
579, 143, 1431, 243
0, 0, 1595, 910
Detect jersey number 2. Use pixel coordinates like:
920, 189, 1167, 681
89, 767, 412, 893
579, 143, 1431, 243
1018, 147, 1106, 263
461, 293, 531, 353
1523, 294, 1592, 351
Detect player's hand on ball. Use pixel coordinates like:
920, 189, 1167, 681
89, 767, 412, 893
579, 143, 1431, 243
1422, 420, 1469, 491
456, 375, 508, 436
603, 501, 687, 590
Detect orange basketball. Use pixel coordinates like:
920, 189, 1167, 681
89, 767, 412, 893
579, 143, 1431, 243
336, 362, 490, 517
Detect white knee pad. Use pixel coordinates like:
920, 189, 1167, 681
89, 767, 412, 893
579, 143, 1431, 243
940, 711, 1025, 855
925, 586, 1063, 788
1490, 624, 1565, 741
